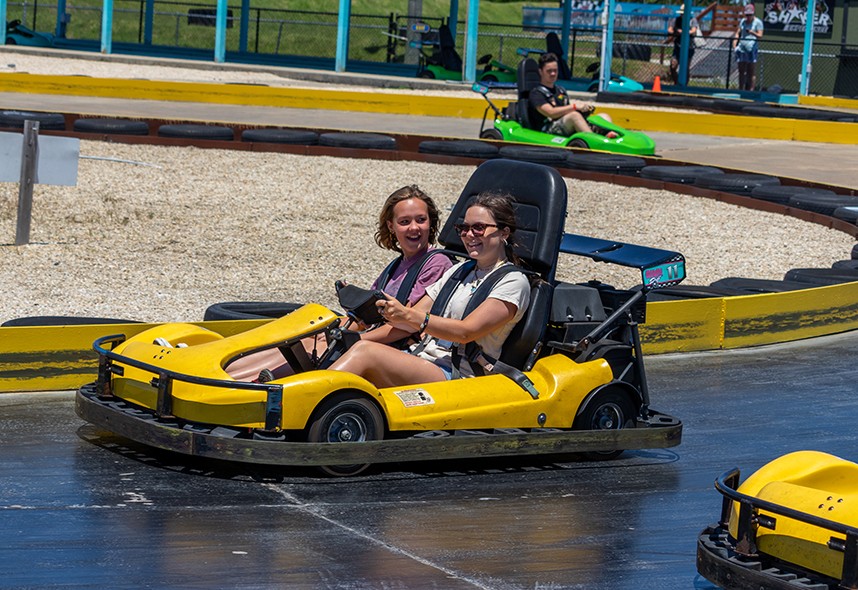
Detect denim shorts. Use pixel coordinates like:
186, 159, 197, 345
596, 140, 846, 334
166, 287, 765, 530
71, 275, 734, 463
435, 362, 453, 380
735, 46, 758, 63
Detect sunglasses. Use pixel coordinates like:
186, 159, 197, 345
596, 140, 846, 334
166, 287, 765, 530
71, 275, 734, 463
454, 222, 498, 236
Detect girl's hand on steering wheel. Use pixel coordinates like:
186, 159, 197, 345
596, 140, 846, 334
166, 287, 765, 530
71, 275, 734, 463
376, 293, 418, 331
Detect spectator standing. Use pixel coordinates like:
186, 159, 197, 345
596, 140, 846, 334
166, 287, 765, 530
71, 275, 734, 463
733, 4, 764, 90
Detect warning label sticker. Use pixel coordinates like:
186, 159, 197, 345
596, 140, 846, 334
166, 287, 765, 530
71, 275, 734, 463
394, 388, 435, 407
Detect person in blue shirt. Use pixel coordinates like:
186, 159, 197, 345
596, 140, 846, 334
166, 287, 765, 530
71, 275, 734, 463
733, 4, 764, 91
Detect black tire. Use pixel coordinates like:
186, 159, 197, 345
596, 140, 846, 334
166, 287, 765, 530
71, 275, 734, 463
568, 138, 589, 149
742, 105, 836, 121
203, 301, 302, 321
709, 277, 813, 293
573, 388, 636, 460
241, 128, 319, 145
640, 165, 724, 184
0, 110, 65, 130
73, 118, 150, 135
851, 243, 858, 260
788, 194, 858, 216
750, 185, 834, 204
694, 173, 780, 195
497, 145, 569, 166
417, 70, 435, 79
479, 128, 503, 141
481, 74, 498, 83
418, 140, 498, 158
1, 316, 140, 327
158, 124, 234, 140
318, 132, 397, 150
833, 206, 858, 223
784, 268, 858, 286
307, 392, 384, 477
566, 153, 646, 175
832, 259, 858, 270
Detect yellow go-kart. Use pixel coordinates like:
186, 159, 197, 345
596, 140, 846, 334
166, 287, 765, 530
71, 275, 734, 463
697, 450, 858, 589
75, 159, 685, 476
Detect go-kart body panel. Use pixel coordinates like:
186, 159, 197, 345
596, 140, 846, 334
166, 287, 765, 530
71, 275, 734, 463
422, 63, 517, 83
728, 451, 858, 581
698, 451, 858, 589
6, 21, 54, 47
494, 116, 656, 155
107, 306, 616, 432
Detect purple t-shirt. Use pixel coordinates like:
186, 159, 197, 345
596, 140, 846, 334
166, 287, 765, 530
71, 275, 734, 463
371, 249, 452, 306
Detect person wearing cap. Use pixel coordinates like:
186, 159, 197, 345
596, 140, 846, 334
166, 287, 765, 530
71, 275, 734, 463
667, 5, 699, 84
733, 4, 764, 91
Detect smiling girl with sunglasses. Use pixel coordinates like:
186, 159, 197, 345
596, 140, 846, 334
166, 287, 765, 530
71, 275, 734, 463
328, 192, 530, 387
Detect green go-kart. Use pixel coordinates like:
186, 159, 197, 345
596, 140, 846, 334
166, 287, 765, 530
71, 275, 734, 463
473, 59, 656, 156
415, 23, 516, 84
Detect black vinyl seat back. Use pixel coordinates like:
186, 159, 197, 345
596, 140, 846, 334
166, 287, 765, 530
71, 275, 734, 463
545, 33, 572, 80
432, 24, 462, 72
437, 159, 568, 370
438, 159, 567, 282
516, 58, 543, 131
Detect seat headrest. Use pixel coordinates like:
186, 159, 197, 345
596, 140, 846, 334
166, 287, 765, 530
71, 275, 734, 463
517, 58, 541, 99
438, 159, 567, 281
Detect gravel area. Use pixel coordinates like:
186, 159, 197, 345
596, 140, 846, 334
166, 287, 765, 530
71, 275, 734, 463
0, 141, 854, 324
0, 53, 854, 324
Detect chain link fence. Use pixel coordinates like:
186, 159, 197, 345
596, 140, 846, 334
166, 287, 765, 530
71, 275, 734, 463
5, 1, 857, 96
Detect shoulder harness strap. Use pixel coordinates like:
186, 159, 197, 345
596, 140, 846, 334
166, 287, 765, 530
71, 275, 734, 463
376, 255, 402, 294
395, 249, 448, 305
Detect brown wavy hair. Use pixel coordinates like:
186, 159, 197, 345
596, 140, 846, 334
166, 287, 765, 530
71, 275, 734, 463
375, 185, 441, 253
465, 191, 523, 267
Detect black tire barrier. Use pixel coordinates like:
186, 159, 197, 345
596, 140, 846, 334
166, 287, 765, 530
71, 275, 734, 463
1, 316, 140, 327
497, 145, 569, 166
750, 184, 835, 205
640, 165, 724, 184
318, 132, 397, 150
832, 259, 858, 270
73, 118, 150, 135
695, 173, 780, 195
158, 124, 235, 140
203, 301, 303, 321
0, 110, 66, 130
241, 128, 319, 145
787, 193, 858, 216
852, 243, 858, 260
784, 268, 858, 286
834, 206, 858, 224
566, 153, 646, 175
418, 140, 499, 159
741, 105, 853, 122
709, 277, 813, 293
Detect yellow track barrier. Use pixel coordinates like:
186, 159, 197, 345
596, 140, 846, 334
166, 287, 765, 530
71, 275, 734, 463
1, 73, 856, 144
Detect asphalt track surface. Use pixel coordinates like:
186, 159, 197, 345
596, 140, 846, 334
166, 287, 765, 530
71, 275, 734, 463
3, 85, 858, 589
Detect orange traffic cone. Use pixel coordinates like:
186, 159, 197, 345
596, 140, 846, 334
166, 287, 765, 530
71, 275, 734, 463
652, 75, 662, 93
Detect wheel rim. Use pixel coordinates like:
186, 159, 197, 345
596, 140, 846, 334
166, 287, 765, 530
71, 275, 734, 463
325, 411, 369, 443
590, 402, 624, 430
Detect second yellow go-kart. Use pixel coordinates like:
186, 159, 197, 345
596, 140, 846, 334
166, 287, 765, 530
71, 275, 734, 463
76, 159, 684, 476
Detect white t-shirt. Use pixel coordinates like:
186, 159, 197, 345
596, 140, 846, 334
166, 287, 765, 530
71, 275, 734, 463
413, 261, 531, 377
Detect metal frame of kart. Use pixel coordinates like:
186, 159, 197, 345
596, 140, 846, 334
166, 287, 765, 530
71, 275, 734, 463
75, 233, 686, 470
697, 467, 858, 590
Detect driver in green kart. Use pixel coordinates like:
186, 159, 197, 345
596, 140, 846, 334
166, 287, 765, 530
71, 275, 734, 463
530, 53, 617, 139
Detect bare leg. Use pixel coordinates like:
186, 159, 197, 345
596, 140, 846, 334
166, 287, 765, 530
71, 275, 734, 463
225, 348, 288, 381
748, 63, 757, 91
328, 340, 446, 388
559, 111, 592, 134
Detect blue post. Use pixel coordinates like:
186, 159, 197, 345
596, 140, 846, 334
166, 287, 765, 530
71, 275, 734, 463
599, 0, 615, 91
55, 0, 67, 37
678, 0, 692, 86
144, 0, 154, 45
0, 0, 6, 45
463, 0, 479, 83
214, 0, 228, 63
449, 0, 458, 40
561, 0, 572, 61
335, 0, 351, 72
799, 0, 816, 95
100, 0, 113, 54
239, 0, 249, 53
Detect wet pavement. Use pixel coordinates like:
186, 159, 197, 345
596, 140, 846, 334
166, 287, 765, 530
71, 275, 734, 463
4, 330, 858, 589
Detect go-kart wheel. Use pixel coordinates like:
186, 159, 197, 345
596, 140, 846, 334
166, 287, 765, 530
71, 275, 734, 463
6, 38, 16, 45
417, 70, 435, 79
307, 392, 384, 477
481, 74, 498, 83
574, 389, 636, 460
479, 128, 503, 141
568, 138, 588, 149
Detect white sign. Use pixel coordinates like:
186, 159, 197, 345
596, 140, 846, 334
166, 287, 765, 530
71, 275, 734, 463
0, 131, 79, 186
